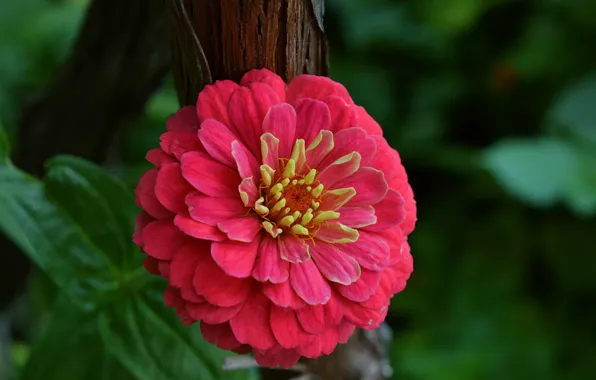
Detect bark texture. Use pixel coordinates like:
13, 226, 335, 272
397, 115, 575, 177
169, 0, 329, 106
1, 0, 171, 309
168, 1, 391, 379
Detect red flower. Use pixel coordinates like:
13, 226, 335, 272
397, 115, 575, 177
133, 69, 416, 368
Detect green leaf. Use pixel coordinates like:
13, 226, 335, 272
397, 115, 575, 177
484, 138, 596, 215
0, 163, 118, 309
44, 155, 138, 270
20, 297, 132, 380
548, 73, 596, 145
99, 294, 220, 380
0, 120, 9, 162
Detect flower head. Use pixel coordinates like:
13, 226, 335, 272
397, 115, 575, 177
133, 69, 416, 368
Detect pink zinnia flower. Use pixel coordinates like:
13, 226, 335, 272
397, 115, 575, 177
133, 69, 416, 368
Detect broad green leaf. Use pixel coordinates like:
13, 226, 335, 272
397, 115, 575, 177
44, 155, 138, 270
548, 73, 596, 145
99, 294, 217, 380
483, 138, 576, 207
0, 163, 118, 309
0, 120, 9, 162
484, 138, 596, 215
20, 297, 132, 380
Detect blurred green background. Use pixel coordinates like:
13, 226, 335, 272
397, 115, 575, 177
1, 0, 596, 379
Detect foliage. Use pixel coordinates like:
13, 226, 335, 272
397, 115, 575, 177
1, 0, 595, 379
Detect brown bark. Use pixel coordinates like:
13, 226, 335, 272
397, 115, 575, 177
1, 0, 171, 308
169, 0, 328, 106
168, 1, 391, 379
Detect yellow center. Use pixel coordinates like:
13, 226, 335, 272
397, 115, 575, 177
254, 139, 340, 239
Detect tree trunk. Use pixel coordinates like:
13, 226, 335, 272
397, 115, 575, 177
1, 0, 171, 309
168, 1, 391, 379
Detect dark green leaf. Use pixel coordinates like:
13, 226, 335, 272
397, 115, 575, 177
0, 163, 118, 310
44, 155, 138, 270
19, 297, 133, 380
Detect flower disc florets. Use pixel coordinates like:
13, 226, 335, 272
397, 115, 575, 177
133, 69, 416, 368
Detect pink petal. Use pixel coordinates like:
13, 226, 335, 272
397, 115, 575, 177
230, 295, 277, 350
279, 235, 310, 263
368, 136, 399, 182
166, 106, 200, 132
263, 280, 306, 309
335, 269, 380, 302
323, 295, 343, 327
335, 168, 388, 206
337, 206, 376, 228
197, 118, 237, 167
239, 177, 259, 207
380, 227, 405, 266
169, 242, 208, 303
133, 212, 153, 247
310, 243, 361, 285
232, 140, 260, 179
217, 216, 262, 243
339, 230, 390, 271
143, 256, 160, 275
193, 254, 254, 306
262, 103, 297, 158
354, 105, 383, 136
200, 322, 244, 350
211, 234, 261, 278
142, 220, 188, 260
270, 306, 314, 349
364, 189, 405, 231
338, 321, 356, 344
155, 163, 194, 213
253, 347, 301, 369
322, 95, 358, 133
187, 302, 242, 324
297, 327, 339, 358
197, 80, 239, 126
400, 184, 417, 235
181, 151, 241, 198
287, 75, 353, 105
305, 130, 334, 169
296, 305, 325, 334
174, 212, 228, 241
240, 68, 286, 101
317, 152, 361, 189
135, 169, 172, 219
158, 261, 170, 277
319, 127, 376, 169
160, 131, 204, 160
186, 193, 246, 226
290, 260, 331, 305
260, 132, 280, 169
252, 235, 289, 283
294, 98, 331, 146
343, 300, 389, 330
229, 83, 280, 157
319, 188, 356, 211
316, 222, 358, 244
146, 148, 175, 167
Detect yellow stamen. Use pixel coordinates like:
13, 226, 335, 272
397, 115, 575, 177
283, 159, 296, 178
312, 201, 320, 209
260, 166, 273, 186
262, 222, 282, 238
281, 178, 290, 187
311, 184, 324, 198
279, 216, 295, 227
270, 198, 286, 214
312, 210, 340, 224
290, 224, 310, 236
301, 209, 314, 225
292, 211, 302, 220
273, 192, 283, 201
291, 179, 298, 185
270, 183, 283, 195
304, 169, 317, 185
